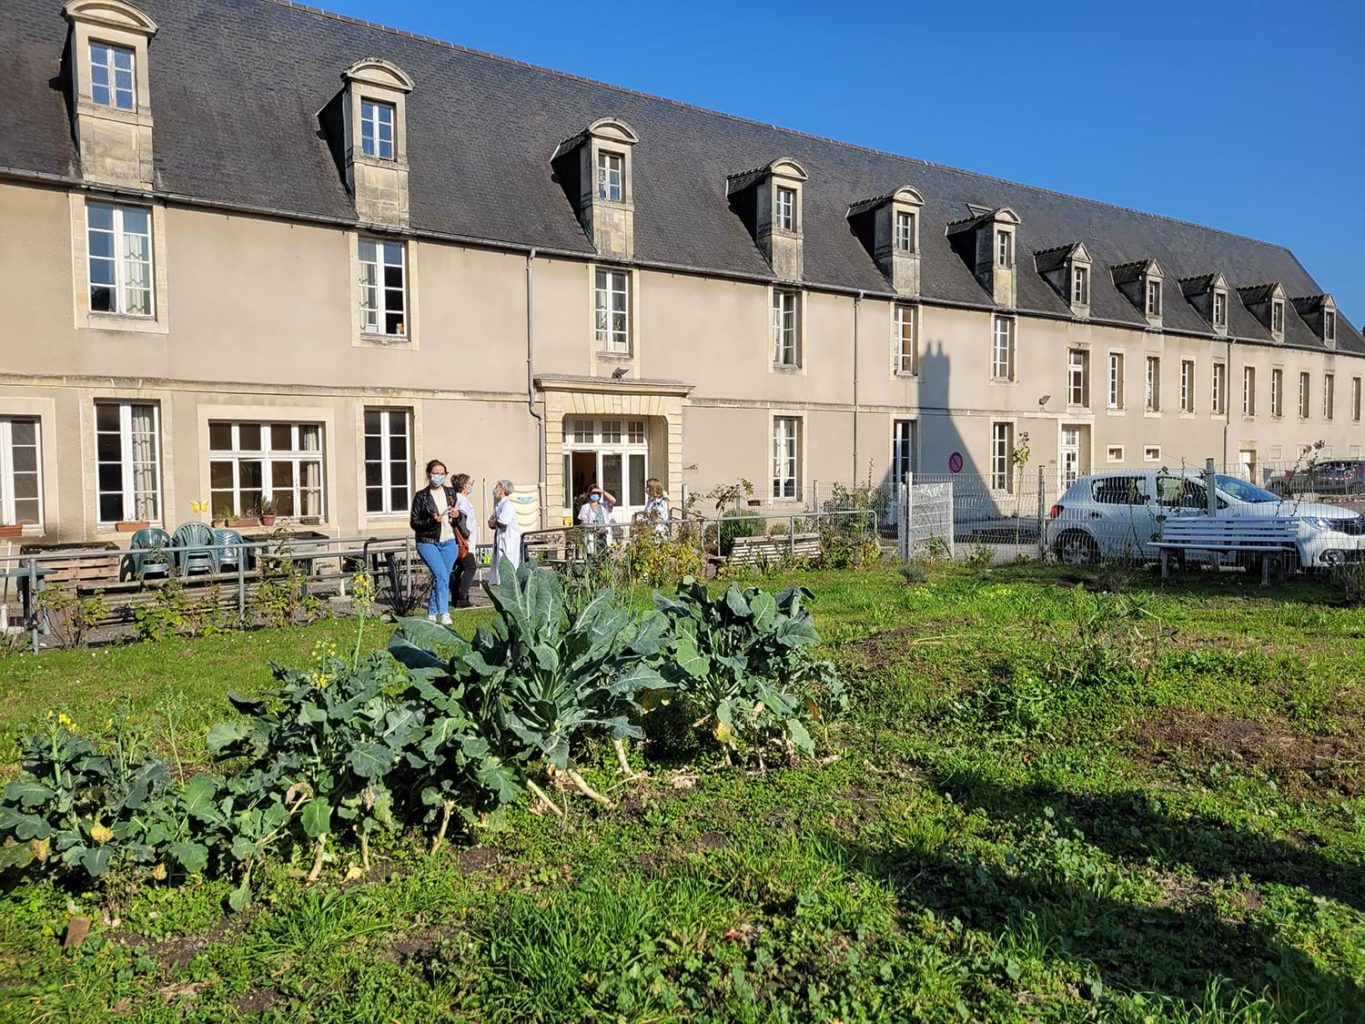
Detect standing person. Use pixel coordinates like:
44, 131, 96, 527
487, 479, 521, 585
577, 484, 615, 552
642, 478, 670, 535
410, 460, 463, 624
449, 473, 479, 608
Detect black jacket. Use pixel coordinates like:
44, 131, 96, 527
410, 486, 469, 545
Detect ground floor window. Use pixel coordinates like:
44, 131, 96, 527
364, 408, 411, 515
891, 419, 916, 484
772, 416, 801, 500
96, 401, 161, 524
991, 422, 1013, 492
209, 421, 323, 519
0, 417, 42, 527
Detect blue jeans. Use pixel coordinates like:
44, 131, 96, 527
416, 539, 461, 616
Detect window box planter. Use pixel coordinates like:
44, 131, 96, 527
114, 520, 151, 533
226, 517, 257, 529
0, 524, 23, 539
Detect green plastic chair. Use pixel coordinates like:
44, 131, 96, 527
126, 527, 172, 580
172, 522, 217, 575
213, 528, 247, 572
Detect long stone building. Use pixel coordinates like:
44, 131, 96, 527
3, 0, 1362, 543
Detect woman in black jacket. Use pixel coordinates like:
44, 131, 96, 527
410, 459, 466, 623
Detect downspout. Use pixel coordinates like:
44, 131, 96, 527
1223, 334, 1234, 471
852, 291, 863, 485
526, 248, 546, 528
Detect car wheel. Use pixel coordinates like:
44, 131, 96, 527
1054, 530, 1100, 566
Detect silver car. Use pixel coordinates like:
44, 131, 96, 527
1046, 470, 1365, 569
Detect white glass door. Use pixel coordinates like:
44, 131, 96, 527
563, 417, 649, 521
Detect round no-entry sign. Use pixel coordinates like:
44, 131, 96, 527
948, 452, 964, 474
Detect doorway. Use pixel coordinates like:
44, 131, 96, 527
1060, 425, 1086, 489
562, 416, 649, 520
1238, 449, 1257, 484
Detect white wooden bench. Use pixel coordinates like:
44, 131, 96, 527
1152, 516, 1299, 586
728, 532, 821, 567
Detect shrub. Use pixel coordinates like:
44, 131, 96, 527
717, 509, 764, 555
1330, 561, 1365, 606
897, 561, 929, 585
34, 587, 107, 649
617, 526, 703, 588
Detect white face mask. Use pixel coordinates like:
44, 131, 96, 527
430, 474, 447, 487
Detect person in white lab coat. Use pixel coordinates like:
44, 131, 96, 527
487, 479, 521, 585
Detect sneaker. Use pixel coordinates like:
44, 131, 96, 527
426, 613, 438, 622
440, 613, 453, 626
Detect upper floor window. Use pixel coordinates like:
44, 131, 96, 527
1270, 368, 1283, 418
1325, 310, 1337, 344
360, 99, 396, 161
775, 187, 796, 232
1180, 359, 1195, 413
1271, 299, 1285, 334
894, 211, 916, 253
773, 289, 800, 366
1067, 349, 1089, 406
1213, 290, 1227, 327
995, 229, 1013, 268
87, 202, 152, 316
358, 239, 406, 337
0, 417, 42, 529
1298, 371, 1311, 419
1242, 366, 1256, 417
1352, 377, 1362, 423
893, 304, 917, 375
1145, 356, 1160, 412
1108, 353, 1125, 409
90, 41, 135, 111
96, 401, 161, 525
594, 269, 631, 353
991, 315, 1015, 381
1212, 361, 1227, 415
1324, 373, 1335, 420
364, 407, 411, 515
1145, 279, 1162, 317
1072, 265, 1089, 305
597, 150, 624, 202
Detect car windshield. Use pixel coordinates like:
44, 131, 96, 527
1214, 475, 1279, 503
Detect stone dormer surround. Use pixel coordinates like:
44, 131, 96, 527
338, 58, 414, 227
64, 0, 159, 188
847, 186, 923, 297
726, 158, 808, 283
1034, 242, 1092, 319
551, 117, 639, 260
1179, 272, 1231, 336
1293, 294, 1338, 348
1112, 258, 1164, 328
946, 206, 1020, 308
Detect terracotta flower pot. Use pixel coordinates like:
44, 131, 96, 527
260, 515, 277, 527
115, 520, 151, 533
227, 517, 257, 529
0, 523, 22, 539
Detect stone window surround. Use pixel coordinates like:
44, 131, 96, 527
768, 410, 805, 503
1270, 366, 1284, 419
84, 385, 174, 538
354, 400, 424, 524
349, 231, 419, 349
891, 302, 919, 378
1211, 360, 1228, 416
67, 192, 170, 335
342, 59, 414, 172
1106, 350, 1125, 412
765, 161, 808, 239
1179, 358, 1196, 417
583, 119, 639, 211
585, 263, 640, 377
769, 285, 807, 375
0, 397, 57, 537
65, 1, 157, 118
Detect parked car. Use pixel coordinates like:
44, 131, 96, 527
1267, 460, 1365, 497
1046, 470, 1365, 569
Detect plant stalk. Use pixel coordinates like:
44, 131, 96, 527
307, 835, 327, 882
358, 829, 370, 872
431, 799, 455, 854
526, 780, 565, 818
612, 738, 639, 777
568, 770, 613, 808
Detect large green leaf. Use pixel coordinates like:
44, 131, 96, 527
169, 842, 209, 874
388, 636, 448, 673
785, 718, 815, 755
77, 845, 111, 878
748, 591, 778, 630
181, 775, 222, 822
773, 616, 820, 647
2, 779, 55, 808
300, 798, 331, 838
725, 586, 752, 619
475, 757, 522, 804
672, 636, 710, 679
206, 722, 253, 757
348, 743, 393, 780
0, 806, 51, 841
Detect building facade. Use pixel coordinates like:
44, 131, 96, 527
2, 0, 1362, 543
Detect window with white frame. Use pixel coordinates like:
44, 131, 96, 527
891, 419, 916, 484
0, 418, 42, 528
96, 402, 161, 525
991, 315, 1015, 381
1144, 445, 1161, 462
893, 304, 918, 375
209, 422, 324, 520
995, 229, 1013, 268
772, 416, 801, 500
1271, 368, 1283, 417
1353, 377, 1362, 422
358, 239, 407, 336
600, 419, 623, 444
1212, 361, 1227, 414
363, 408, 411, 515
1325, 310, 1336, 344
773, 289, 800, 366
1072, 264, 1089, 305
1271, 299, 1285, 334
1067, 349, 1089, 406
90, 41, 135, 111
1145, 279, 1162, 317
775, 186, 796, 232
1107, 445, 1124, 462
991, 422, 1013, 492
1145, 356, 1160, 412
1180, 359, 1195, 413
597, 150, 624, 202
1213, 290, 1227, 327
1298, 371, 1311, 418
1324, 373, 1335, 420
894, 210, 916, 253
1242, 366, 1256, 417
1108, 353, 1125, 409
594, 269, 630, 353
87, 202, 153, 316
360, 99, 396, 160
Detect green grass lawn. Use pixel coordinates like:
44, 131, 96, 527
1, 563, 1363, 1022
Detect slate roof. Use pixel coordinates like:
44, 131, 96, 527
3, 0, 1360, 355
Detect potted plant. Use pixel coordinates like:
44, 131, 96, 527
256, 498, 279, 527
114, 519, 151, 533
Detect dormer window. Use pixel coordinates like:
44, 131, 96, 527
1146, 279, 1162, 317
1072, 265, 1089, 305
895, 210, 916, 253
597, 151, 624, 201
996, 229, 1013, 268
360, 99, 395, 160
1271, 300, 1284, 334
1213, 290, 1227, 327
1326, 310, 1337, 344
775, 187, 797, 232
90, 42, 135, 110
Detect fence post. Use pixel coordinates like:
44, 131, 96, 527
1205, 458, 1218, 516
1036, 466, 1048, 559
237, 555, 246, 622
28, 555, 39, 654
946, 481, 956, 561
904, 472, 914, 561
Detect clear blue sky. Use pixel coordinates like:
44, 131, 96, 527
324, 0, 1364, 322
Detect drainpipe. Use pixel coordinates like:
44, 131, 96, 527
526, 248, 546, 528
1223, 334, 1234, 472
852, 291, 863, 484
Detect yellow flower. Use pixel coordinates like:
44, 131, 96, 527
57, 712, 76, 731
151, 863, 167, 881
90, 823, 114, 844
